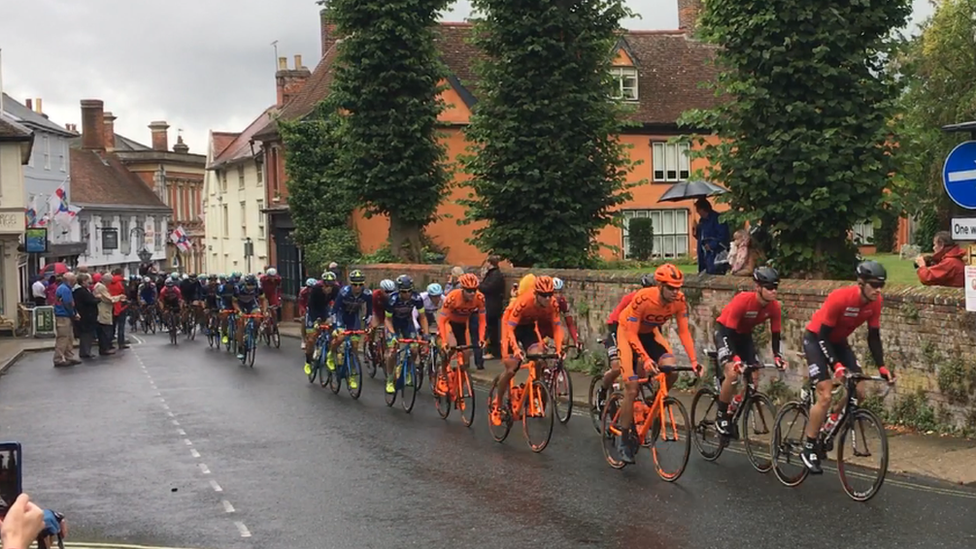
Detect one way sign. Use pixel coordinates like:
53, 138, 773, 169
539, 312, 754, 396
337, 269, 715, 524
943, 141, 976, 209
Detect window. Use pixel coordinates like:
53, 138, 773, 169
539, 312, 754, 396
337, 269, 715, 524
610, 67, 639, 101
219, 170, 227, 193
222, 204, 229, 237
43, 135, 50, 170
120, 218, 130, 255
256, 162, 263, 185
240, 201, 247, 233
256, 200, 265, 237
154, 218, 163, 250
853, 221, 875, 246
59, 140, 66, 172
622, 209, 690, 259
238, 165, 245, 190
652, 142, 690, 182
81, 220, 91, 254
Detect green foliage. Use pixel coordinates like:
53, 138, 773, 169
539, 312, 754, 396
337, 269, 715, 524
890, 389, 938, 432
280, 97, 360, 271
627, 217, 654, 260
682, 0, 911, 278
357, 237, 449, 265
460, 0, 636, 267
891, 0, 976, 244
873, 204, 900, 253
321, 0, 450, 262
937, 358, 976, 405
763, 378, 798, 407
565, 348, 607, 376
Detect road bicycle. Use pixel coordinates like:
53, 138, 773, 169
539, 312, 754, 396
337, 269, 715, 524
239, 313, 263, 368
542, 351, 574, 424
434, 344, 476, 427
386, 337, 427, 413
363, 326, 383, 379
771, 371, 892, 502
205, 310, 220, 348
164, 307, 180, 346
260, 305, 281, 348
224, 310, 238, 354
140, 304, 156, 334
691, 350, 779, 473
306, 321, 333, 387
330, 329, 365, 399
600, 364, 695, 481
588, 337, 656, 435
487, 352, 556, 453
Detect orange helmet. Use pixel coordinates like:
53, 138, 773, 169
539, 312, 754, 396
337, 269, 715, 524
534, 275, 555, 294
654, 263, 684, 287
458, 273, 479, 290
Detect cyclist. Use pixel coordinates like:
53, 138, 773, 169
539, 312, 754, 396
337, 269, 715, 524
303, 273, 341, 375
298, 277, 315, 351
369, 278, 397, 362
328, 270, 372, 385
126, 276, 140, 330
712, 267, 786, 436
800, 260, 895, 474
180, 273, 203, 332
436, 273, 485, 391
202, 274, 221, 336
138, 276, 158, 325
494, 275, 563, 426
260, 267, 282, 322
233, 274, 267, 359
384, 275, 428, 394
157, 279, 184, 331
596, 273, 654, 411
615, 264, 702, 463
217, 275, 238, 345
551, 277, 581, 351
414, 283, 444, 334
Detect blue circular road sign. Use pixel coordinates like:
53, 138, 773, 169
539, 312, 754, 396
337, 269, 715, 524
943, 140, 976, 209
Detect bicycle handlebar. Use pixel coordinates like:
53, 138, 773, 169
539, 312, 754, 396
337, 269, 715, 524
340, 329, 367, 335
397, 338, 429, 345
448, 344, 477, 351
525, 353, 562, 360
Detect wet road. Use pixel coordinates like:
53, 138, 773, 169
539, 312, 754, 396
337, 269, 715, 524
2, 334, 975, 549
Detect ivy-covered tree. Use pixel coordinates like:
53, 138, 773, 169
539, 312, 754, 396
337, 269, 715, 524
320, 0, 449, 262
683, 0, 911, 278
460, 0, 635, 267
280, 98, 360, 271
890, 0, 976, 250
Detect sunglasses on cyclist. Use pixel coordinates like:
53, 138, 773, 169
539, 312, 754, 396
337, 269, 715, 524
536, 292, 553, 299
351, 283, 364, 287
761, 283, 779, 291
866, 280, 885, 289
462, 288, 476, 294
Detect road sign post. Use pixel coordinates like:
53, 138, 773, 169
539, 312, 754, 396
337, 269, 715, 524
943, 141, 976, 210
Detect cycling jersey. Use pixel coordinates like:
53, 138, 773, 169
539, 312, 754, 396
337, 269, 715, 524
297, 286, 311, 313
554, 294, 579, 344
237, 285, 263, 314
332, 285, 372, 330
159, 286, 182, 306
617, 286, 696, 380
180, 279, 201, 302
385, 291, 424, 337
437, 288, 487, 346
805, 285, 881, 342
139, 283, 157, 305
716, 291, 782, 334
501, 291, 562, 358
413, 291, 443, 330
607, 291, 637, 326
371, 289, 389, 320
260, 275, 282, 307
217, 283, 237, 310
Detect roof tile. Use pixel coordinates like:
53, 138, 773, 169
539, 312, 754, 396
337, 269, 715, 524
211, 106, 277, 167
0, 115, 32, 138
70, 148, 170, 209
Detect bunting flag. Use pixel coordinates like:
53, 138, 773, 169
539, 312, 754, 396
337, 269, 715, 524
170, 226, 191, 252
25, 194, 39, 227
46, 183, 82, 227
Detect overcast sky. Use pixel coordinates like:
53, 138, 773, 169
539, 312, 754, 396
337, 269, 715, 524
1, 0, 935, 156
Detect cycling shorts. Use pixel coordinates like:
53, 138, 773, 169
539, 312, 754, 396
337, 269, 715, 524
389, 321, 417, 340
446, 320, 470, 347
510, 323, 542, 356
337, 313, 363, 332
714, 323, 759, 366
604, 323, 619, 360
618, 330, 672, 381
238, 301, 259, 315
802, 330, 860, 383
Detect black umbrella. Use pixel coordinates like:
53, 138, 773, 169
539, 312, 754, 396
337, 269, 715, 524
656, 180, 727, 203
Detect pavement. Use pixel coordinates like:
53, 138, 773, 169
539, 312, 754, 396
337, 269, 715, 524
0, 336, 56, 374
1, 327, 976, 549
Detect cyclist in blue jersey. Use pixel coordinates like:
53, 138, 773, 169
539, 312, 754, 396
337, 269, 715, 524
138, 277, 157, 306
327, 270, 372, 384
384, 275, 429, 394
217, 276, 238, 345
233, 274, 266, 359
303, 272, 342, 374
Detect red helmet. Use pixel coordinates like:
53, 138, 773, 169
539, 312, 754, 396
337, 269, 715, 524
654, 263, 684, 288
534, 275, 555, 294
458, 273, 479, 290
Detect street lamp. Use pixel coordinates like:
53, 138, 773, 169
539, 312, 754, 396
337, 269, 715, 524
244, 237, 254, 274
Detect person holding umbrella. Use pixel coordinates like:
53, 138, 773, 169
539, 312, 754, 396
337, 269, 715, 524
656, 180, 730, 275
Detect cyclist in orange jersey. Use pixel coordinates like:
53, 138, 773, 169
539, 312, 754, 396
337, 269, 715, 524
436, 273, 486, 390
494, 275, 563, 426
615, 263, 702, 463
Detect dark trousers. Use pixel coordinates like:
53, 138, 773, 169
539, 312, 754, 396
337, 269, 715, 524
34, 297, 46, 307
468, 314, 484, 368
114, 310, 127, 346
79, 329, 95, 357
97, 323, 113, 353
485, 313, 501, 357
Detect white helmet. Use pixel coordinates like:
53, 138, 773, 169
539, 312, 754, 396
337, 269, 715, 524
266, 267, 277, 277
380, 279, 396, 292
181, 273, 189, 280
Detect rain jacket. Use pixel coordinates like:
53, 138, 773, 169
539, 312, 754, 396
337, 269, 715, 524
917, 245, 966, 288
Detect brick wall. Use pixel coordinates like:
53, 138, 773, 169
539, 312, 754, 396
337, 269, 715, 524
355, 263, 976, 430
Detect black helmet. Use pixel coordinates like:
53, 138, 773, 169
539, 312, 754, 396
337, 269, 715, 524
640, 273, 654, 288
753, 266, 779, 287
349, 269, 366, 284
856, 260, 887, 283
396, 275, 414, 291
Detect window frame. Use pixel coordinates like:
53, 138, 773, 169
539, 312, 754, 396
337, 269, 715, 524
610, 66, 639, 101
651, 142, 691, 182
621, 208, 691, 259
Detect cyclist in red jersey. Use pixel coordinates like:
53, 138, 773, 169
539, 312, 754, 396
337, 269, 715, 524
800, 260, 896, 474
712, 267, 785, 436
260, 267, 282, 319
595, 273, 654, 411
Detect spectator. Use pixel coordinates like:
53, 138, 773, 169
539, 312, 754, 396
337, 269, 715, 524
53, 273, 80, 367
108, 269, 129, 349
693, 198, 730, 275
44, 275, 58, 305
72, 274, 100, 359
92, 272, 120, 355
478, 255, 505, 360
915, 231, 965, 287
31, 276, 46, 307
728, 229, 762, 276
444, 266, 465, 292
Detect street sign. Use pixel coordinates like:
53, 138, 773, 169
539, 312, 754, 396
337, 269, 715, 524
966, 266, 976, 312
951, 218, 976, 241
24, 227, 47, 253
32, 306, 55, 338
943, 141, 976, 209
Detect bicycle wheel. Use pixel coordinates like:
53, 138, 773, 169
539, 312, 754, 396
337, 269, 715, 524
385, 352, 400, 407
836, 408, 888, 502
434, 369, 452, 419
247, 327, 257, 368
690, 387, 725, 462
428, 349, 441, 396
347, 351, 363, 400
600, 392, 627, 469
742, 393, 776, 473
307, 356, 319, 384
271, 324, 280, 348
414, 349, 426, 393
552, 368, 573, 425
459, 369, 475, 428
651, 396, 691, 482
487, 376, 513, 443
771, 402, 810, 487
329, 355, 342, 394
400, 358, 417, 413
588, 376, 604, 435
523, 380, 554, 453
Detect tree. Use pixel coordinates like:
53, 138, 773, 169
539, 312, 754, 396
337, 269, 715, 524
627, 217, 654, 260
460, 0, 635, 268
321, 0, 450, 262
682, 0, 911, 278
279, 98, 360, 271
890, 0, 976, 251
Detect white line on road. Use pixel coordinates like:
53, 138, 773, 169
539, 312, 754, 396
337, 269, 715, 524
190, 449, 200, 458
162, 404, 169, 410
210, 480, 223, 492
177, 428, 186, 436
166, 411, 174, 417
155, 392, 162, 397
184, 439, 192, 446
235, 521, 251, 538
222, 500, 235, 513
171, 419, 179, 426
198, 463, 211, 474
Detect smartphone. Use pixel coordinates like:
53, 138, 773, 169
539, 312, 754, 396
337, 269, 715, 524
0, 442, 23, 518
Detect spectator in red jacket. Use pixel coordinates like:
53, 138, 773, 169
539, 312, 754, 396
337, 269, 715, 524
107, 269, 130, 349
915, 231, 966, 288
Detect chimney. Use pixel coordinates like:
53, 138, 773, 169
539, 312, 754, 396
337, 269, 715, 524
103, 112, 117, 151
173, 132, 189, 154
80, 99, 106, 151
35, 98, 42, 114
320, 8, 337, 57
275, 54, 311, 107
677, 0, 702, 34
149, 121, 170, 151
25, 99, 32, 110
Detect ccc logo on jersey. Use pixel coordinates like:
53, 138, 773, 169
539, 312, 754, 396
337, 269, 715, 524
642, 313, 671, 325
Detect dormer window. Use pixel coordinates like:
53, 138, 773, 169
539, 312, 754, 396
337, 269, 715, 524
610, 67, 639, 101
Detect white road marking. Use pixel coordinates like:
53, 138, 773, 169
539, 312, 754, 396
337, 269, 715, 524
184, 439, 192, 446
177, 428, 186, 436
190, 449, 200, 458
171, 419, 180, 426
162, 404, 169, 410
235, 521, 251, 538
155, 392, 162, 397
210, 480, 223, 492
222, 500, 235, 513
166, 411, 174, 417
199, 463, 211, 474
